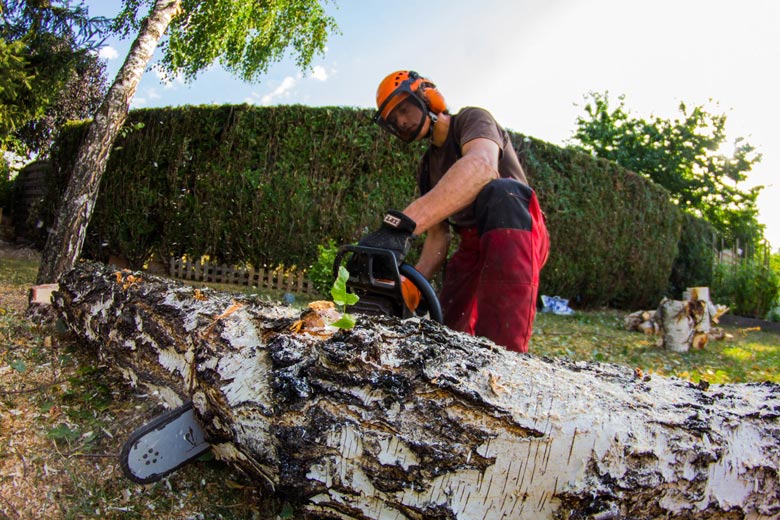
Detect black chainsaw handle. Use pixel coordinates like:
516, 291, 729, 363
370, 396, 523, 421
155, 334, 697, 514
399, 263, 443, 324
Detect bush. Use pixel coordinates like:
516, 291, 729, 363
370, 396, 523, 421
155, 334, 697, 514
0, 161, 12, 214
308, 238, 339, 297
47, 105, 686, 309
668, 213, 715, 298
712, 260, 780, 319
767, 303, 780, 323
513, 134, 681, 309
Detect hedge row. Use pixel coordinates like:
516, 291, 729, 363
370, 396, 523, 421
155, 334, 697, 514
511, 135, 682, 309
43, 104, 708, 309
668, 212, 716, 299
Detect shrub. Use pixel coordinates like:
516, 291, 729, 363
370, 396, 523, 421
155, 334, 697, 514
46, 105, 687, 309
712, 260, 780, 319
308, 238, 339, 297
668, 213, 715, 298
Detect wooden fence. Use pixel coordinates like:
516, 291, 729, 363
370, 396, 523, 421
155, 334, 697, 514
716, 237, 772, 268
168, 257, 317, 295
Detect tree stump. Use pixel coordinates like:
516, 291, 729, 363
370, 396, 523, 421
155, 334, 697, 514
53, 262, 780, 519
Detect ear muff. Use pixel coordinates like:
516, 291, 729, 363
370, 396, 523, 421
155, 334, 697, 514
407, 71, 447, 114
419, 82, 447, 114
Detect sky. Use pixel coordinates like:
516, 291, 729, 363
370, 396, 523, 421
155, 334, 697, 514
86, 0, 780, 250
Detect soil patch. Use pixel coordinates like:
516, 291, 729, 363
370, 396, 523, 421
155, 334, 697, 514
719, 313, 780, 334
0, 239, 41, 262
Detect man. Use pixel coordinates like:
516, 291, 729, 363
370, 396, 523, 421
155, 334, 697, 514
359, 70, 549, 353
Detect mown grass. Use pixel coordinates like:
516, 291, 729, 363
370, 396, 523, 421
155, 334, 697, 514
0, 256, 39, 284
0, 254, 282, 519
531, 310, 779, 384
1, 253, 778, 519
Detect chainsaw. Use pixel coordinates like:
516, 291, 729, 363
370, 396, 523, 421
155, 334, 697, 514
332, 244, 443, 323
119, 245, 442, 484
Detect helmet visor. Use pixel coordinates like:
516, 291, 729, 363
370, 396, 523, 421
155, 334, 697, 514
374, 87, 428, 143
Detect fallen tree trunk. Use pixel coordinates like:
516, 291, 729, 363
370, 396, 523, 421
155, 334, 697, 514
54, 262, 780, 519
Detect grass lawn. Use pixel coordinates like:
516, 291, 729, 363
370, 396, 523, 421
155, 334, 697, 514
531, 310, 780, 384
1, 250, 778, 518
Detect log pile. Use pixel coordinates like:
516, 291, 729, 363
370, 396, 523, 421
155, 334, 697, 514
625, 289, 730, 352
54, 262, 780, 519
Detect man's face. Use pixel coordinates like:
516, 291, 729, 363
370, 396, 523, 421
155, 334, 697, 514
380, 95, 430, 143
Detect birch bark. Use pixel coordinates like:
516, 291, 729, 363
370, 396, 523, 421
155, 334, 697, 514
54, 262, 780, 519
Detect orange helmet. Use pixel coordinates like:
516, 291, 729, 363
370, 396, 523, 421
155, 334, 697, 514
374, 70, 447, 142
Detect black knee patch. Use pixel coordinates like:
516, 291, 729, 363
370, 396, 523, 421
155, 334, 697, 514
474, 179, 533, 235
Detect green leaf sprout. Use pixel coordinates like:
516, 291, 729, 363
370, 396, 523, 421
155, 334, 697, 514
330, 266, 359, 329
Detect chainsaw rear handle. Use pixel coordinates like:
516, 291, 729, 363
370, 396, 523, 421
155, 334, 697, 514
333, 245, 443, 324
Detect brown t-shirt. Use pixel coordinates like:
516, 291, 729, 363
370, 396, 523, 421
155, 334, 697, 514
417, 107, 527, 228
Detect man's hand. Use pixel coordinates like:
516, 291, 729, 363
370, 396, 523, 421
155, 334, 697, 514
358, 210, 417, 264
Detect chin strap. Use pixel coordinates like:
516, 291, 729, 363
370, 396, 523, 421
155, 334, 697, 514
425, 112, 438, 140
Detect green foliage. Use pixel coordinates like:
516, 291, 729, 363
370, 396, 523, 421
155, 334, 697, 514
668, 212, 715, 298
512, 133, 681, 309
0, 38, 45, 147
1, 1, 110, 157
571, 92, 764, 250
767, 305, 780, 323
113, 0, 338, 83
0, 160, 13, 211
8, 357, 26, 373
0, 1, 111, 48
712, 260, 780, 319
46, 105, 422, 270
308, 238, 339, 297
330, 265, 358, 329
47, 104, 688, 309
15, 51, 108, 158
46, 423, 80, 442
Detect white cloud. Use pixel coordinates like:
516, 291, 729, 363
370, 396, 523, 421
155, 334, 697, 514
310, 65, 328, 82
261, 76, 299, 105
130, 95, 147, 108
98, 46, 119, 60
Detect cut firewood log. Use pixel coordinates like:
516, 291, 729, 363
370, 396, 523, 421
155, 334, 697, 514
53, 262, 780, 519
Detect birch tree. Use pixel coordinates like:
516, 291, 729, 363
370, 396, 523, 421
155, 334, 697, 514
54, 262, 780, 519
36, 0, 337, 284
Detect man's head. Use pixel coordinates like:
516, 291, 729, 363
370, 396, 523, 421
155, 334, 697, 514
374, 70, 447, 143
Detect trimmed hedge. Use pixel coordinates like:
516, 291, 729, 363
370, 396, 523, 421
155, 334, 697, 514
512, 135, 681, 309
668, 213, 715, 298
45, 104, 694, 309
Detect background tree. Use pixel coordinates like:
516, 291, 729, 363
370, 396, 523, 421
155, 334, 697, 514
15, 50, 108, 158
0, 0, 109, 152
1, 0, 110, 212
571, 91, 764, 250
36, 0, 338, 284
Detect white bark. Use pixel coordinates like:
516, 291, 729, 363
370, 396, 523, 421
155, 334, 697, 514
54, 262, 780, 519
37, 0, 182, 284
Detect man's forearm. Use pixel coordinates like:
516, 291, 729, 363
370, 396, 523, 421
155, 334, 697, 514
404, 155, 497, 235
414, 222, 451, 279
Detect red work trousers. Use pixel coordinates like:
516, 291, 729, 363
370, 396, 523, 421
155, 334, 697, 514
438, 179, 549, 353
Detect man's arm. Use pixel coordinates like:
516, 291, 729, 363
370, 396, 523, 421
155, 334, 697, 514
414, 220, 451, 279
403, 137, 500, 235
